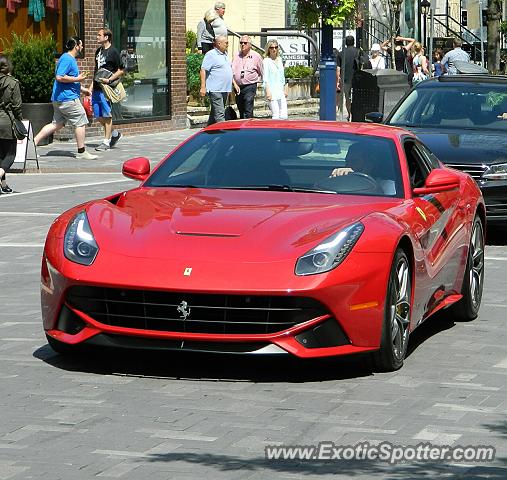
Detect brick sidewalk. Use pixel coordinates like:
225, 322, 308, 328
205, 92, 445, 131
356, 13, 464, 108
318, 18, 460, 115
28, 129, 196, 173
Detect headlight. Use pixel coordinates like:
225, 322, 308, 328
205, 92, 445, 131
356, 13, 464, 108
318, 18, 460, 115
64, 211, 99, 266
482, 163, 507, 180
295, 222, 364, 276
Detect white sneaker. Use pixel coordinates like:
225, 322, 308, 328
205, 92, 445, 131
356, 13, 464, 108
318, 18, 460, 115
76, 150, 98, 160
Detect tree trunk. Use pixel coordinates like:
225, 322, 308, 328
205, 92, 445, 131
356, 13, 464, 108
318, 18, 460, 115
486, 0, 502, 73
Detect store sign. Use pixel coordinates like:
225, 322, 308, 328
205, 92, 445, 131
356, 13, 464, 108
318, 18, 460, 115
267, 32, 311, 66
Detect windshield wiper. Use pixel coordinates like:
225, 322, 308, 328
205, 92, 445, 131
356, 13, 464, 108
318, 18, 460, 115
218, 185, 336, 194
162, 184, 199, 188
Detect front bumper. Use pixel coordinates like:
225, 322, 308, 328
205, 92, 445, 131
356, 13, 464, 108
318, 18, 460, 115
41, 248, 391, 359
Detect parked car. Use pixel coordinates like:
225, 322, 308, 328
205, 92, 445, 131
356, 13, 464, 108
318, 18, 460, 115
41, 120, 485, 371
366, 74, 507, 226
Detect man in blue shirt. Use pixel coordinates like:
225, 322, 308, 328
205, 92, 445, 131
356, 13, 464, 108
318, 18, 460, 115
199, 34, 239, 125
441, 38, 470, 75
34, 36, 97, 160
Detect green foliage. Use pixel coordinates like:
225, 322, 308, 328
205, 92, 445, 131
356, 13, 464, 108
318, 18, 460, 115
3, 33, 57, 103
500, 21, 507, 36
295, 0, 356, 27
186, 53, 204, 98
186, 30, 197, 53
284, 65, 314, 79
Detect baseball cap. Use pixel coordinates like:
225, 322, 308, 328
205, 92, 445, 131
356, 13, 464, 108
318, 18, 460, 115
371, 43, 381, 52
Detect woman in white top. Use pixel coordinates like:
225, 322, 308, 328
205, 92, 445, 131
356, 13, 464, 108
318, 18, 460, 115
411, 42, 430, 85
367, 43, 386, 69
263, 40, 288, 120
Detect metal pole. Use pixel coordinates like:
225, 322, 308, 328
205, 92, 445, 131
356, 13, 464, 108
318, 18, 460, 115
478, 0, 485, 66
423, 13, 427, 51
428, 8, 434, 68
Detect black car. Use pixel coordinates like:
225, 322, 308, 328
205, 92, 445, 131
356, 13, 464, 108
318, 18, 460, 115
367, 75, 507, 225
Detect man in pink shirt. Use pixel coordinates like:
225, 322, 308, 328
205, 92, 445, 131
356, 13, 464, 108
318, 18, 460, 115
232, 35, 263, 118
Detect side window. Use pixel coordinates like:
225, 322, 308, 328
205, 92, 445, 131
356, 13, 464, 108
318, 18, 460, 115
417, 142, 441, 169
403, 140, 431, 188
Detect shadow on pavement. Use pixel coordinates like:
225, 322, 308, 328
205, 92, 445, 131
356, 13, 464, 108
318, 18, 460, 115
33, 343, 375, 382
406, 312, 455, 358
137, 452, 506, 478
34, 313, 455, 382
39, 149, 77, 158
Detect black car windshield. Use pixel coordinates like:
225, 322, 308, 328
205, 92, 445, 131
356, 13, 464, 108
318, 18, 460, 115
388, 85, 507, 131
145, 129, 403, 197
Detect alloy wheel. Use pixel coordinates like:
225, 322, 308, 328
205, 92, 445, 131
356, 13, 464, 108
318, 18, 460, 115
469, 220, 485, 311
390, 257, 411, 361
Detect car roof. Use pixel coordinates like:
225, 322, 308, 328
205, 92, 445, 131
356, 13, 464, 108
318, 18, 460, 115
203, 119, 413, 141
416, 74, 507, 88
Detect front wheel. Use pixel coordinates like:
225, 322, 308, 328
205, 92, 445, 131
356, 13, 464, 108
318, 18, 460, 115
447, 216, 485, 321
373, 248, 412, 372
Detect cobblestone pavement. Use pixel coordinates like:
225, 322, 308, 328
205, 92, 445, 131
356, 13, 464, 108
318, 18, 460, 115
29, 128, 197, 174
0, 133, 506, 479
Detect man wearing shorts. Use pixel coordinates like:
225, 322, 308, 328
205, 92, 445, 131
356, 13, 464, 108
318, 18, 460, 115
90, 28, 123, 151
34, 37, 97, 160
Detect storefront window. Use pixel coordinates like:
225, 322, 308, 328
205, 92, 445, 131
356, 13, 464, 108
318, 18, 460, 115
104, 0, 170, 121
63, 0, 84, 42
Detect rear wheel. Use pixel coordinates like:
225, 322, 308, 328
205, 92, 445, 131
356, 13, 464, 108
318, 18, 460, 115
373, 248, 412, 372
447, 216, 485, 321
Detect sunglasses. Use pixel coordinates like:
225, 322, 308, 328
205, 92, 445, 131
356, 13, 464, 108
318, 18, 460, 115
269, 46, 279, 49
240, 41, 249, 45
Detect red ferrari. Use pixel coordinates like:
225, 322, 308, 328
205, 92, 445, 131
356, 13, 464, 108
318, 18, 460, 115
41, 120, 485, 371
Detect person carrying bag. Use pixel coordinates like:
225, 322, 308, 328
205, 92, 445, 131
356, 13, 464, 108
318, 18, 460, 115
0, 55, 23, 194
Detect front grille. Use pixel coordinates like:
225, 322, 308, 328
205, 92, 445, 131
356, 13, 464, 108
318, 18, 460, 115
445, 163, 487, 179
66, 286, 329, 335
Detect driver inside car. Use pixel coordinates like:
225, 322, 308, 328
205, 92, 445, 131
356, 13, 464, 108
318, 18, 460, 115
329, 142, 396, 195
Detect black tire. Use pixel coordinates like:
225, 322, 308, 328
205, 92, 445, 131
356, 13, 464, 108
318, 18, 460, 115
373, 248, 412, 372
446, 216, 485, 321
45, 334, 82, 356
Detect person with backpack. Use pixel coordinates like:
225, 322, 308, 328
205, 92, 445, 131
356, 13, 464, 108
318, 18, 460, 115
336, 36, 366, 122
197, 8, 218, 55
197, 3, 227, 55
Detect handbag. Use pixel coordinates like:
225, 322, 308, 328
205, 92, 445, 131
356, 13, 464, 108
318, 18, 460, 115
82, 96, 93, 119
101, 82, 126, 104
11, 117, 28, 140
225, 105, 237, 121
224, 95, 237, 121
1, 103, 28, 140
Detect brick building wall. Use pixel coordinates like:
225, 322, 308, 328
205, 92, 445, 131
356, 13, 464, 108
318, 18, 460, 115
57, 0, 187, 140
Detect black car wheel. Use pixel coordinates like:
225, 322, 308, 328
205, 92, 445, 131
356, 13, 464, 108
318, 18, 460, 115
373, 248, 412, 372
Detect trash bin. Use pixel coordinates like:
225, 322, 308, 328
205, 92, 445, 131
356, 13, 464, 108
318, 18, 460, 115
351, 69, 409, 122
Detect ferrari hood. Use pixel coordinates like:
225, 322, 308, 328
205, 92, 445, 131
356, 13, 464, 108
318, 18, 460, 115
85, 188, 399, 261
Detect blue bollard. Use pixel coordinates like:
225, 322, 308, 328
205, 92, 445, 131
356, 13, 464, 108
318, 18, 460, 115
319, 60, 337, 121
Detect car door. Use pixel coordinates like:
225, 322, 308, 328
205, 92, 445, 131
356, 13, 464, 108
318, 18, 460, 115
403, 138, 466, 312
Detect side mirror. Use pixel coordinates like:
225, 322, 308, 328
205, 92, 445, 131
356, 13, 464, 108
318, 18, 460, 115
365, 112, 384, 123
122, 157, 151, 181
413, 169, 460, 195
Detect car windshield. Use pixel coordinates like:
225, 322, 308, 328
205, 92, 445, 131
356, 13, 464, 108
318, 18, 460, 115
388, 85, 507, 131
145, 129, 403, 197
